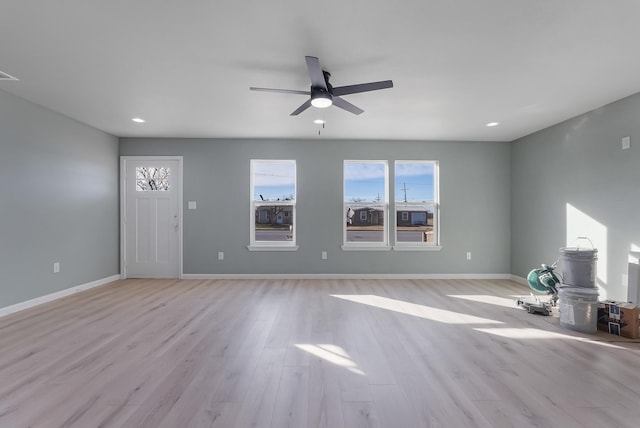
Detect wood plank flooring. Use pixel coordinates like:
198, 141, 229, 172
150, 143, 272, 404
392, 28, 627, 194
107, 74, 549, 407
1, 278, 640, 427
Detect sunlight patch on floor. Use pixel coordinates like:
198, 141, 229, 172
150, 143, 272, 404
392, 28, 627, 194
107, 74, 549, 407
474, 327, 626, 350
331, 294, 503, 325
295, 344, 365, 375
447, 294, 520, 308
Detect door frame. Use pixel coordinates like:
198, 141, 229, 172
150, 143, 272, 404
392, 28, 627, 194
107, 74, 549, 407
120, 156, 183, 279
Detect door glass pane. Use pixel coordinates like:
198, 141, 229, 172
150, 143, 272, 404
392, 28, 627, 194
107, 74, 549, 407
136, 167, 170, 191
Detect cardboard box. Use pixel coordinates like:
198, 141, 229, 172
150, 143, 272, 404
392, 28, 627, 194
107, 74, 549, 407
597, 301, 639, 339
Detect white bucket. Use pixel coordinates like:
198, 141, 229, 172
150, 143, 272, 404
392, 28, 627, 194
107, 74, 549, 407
559, 287, 599, 334
559, 247, 597, 288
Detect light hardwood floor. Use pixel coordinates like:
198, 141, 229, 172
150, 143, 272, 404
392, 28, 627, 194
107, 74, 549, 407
1, 279, 640, 428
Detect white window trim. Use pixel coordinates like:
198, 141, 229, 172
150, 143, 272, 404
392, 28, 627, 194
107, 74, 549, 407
341, 244, 392, 251
392, 160, 440, 251
248, 245, 299, 252
343, 160, 389, 250
393, 245, 442, 251
248, 160, 298, 251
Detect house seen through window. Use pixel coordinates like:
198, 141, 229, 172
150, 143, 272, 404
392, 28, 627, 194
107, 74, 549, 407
344, 161, 388, 246
250, 160, 296, 247
395, 161, 438, 245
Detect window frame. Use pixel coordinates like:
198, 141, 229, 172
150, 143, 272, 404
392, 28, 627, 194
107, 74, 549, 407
392, 160, 441, 251
342, 160, 391, 251
248, 159, 298, 251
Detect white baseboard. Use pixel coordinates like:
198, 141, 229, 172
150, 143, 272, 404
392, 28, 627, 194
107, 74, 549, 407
510, 275, 528, 285
0, 273, 522, 318
181, 273, 514, 280
0, 274, 120, 318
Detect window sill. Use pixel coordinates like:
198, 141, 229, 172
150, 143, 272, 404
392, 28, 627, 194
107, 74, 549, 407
341, 245, 392, 251
247, 245, 299, 252
393, 245, 443, 252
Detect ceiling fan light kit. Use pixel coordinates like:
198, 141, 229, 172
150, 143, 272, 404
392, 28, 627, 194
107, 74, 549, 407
250, 56, 393, 116
310, 91, 332, 108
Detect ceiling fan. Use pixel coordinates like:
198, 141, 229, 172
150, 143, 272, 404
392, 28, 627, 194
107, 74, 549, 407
250, 56, 393, 116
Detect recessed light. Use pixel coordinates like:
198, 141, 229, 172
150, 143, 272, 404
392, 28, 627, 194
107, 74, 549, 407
132, 117, 146, 123
313, 119, 325, 125
486, 122, 500, 127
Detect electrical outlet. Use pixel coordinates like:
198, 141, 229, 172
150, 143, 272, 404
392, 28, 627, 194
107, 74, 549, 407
217, 252, 224, 260
53, 262, 60, 273
322, 251, 327, 260
466, 252, 471, 260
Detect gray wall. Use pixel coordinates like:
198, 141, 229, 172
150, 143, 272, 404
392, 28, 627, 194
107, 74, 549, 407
0, 89, 119, 307
120, 138, 511, 275
511, 93, 640, 301
6, 79, 640, 306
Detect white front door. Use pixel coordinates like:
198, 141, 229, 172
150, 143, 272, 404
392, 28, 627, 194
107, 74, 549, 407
121, 157, 181, 278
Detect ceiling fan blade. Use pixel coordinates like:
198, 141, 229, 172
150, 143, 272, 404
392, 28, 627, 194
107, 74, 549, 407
305, 56, 327, 90
332, 96, 364, 115
250, 87, 310, 95
290, 99, 313, 116
331, 80, 393, 96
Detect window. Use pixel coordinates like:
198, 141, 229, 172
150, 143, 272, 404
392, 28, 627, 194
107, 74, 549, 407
250, 160, 297, 250
394, 161, 439, 248
136, 167, 170, 191
343, 161, 389, 249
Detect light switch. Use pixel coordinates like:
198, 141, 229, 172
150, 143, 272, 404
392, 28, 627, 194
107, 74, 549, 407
622, 136, 631, 150
188, 201, 197, 210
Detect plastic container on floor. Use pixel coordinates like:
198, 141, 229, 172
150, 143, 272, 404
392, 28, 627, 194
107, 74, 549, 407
559, 247, 598, 288
559, 287, 599, 334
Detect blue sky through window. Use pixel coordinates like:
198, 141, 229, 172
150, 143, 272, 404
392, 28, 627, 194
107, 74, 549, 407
253, 161, 296, 201
344, 162, 386, 202
344, 161, 435, 202
395, 162, 435, 202
252, 160, 434, 202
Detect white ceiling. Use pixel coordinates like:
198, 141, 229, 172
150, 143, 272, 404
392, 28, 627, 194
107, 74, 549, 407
1, 1, 640, 142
